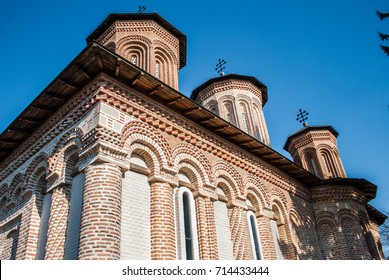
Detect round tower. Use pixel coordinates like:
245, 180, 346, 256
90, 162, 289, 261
191, 74, 270, 145
86, 13, 187, 90
284, 125, 347, 179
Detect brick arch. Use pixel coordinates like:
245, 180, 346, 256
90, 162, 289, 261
25, 153, 48, 194
0, 183, 8, 197
117, 35, 152, 70
121, 120, 171, 173
9, 173, 25, 200
214, 177, 237, 202
48, 129, 83, 187
245, 189, 266, 213
289, 209, 302, 256
358, 210, 379, 259
316, 215, 342, 260
212, 161, 243, 197
269, 187, 289, 212
243, 176, 270, 207
337, 209, 372, 259
270, 198, 295, 259
235, 94, 252, 105
218, 94, 236, 103
153, 40, 179, 64
172, 143, 212, 186
270, 198, 288, 224
177, 162, 203, 190
337, 208, 359, 221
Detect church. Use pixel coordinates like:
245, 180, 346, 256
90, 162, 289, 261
0, 12, 385, 260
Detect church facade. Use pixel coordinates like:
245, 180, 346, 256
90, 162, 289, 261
0, 13, 385, 260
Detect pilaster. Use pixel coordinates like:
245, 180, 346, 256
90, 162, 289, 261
78, 162, 122, 260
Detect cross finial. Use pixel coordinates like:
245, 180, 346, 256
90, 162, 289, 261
215, 59, 227, 76
138, 6, 146, 13
296, 109, 309, 126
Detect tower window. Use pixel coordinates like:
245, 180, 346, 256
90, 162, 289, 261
155, 61, 160, 78
131, 55, 137, 65
308, 155, 319, 176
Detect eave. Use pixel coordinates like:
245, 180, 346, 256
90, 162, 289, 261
0, 42, 374, 194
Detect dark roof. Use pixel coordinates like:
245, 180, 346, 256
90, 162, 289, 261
0, 41, 380, 206
283, 125, 339, 151
86, 13, 187, 68
190, 74, 268, 106
366, 204, 387, 225
0, 42, 317, 188
312, 177, 378, 201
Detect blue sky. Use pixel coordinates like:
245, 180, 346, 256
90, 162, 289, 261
0, 0, 388, 216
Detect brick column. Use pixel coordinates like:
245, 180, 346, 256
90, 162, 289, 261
44, 185, 71, 260
149, 180, 176, 260
228, 205, 251, 260
194, 195, 219, 260
256, 210, 277, 260
78, 162, 122, 260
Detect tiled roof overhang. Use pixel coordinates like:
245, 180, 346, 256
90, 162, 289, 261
0, 42, 314, 186
191, 74, 268, 106
0, 42, 379, 206
284, 125, 339, 151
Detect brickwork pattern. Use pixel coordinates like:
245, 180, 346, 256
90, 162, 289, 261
78, 163, 122, 260
150, 181, 176, 260
44, 185, 71, 259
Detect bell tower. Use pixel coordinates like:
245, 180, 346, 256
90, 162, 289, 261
284, 125, 347, 179
86, 13, 187, 90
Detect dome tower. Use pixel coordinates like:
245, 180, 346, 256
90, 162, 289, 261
191, 74, 270, 145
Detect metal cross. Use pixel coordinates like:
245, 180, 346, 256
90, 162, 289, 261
215, 59, 226, 76
138, 6, 146, 13
296, 109, 309, 126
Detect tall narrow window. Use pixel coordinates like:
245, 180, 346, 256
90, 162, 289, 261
271, 205, 285, 260
175, 186, 199, 260
308, 155, 319, 176
155, 61, 160, 78
247, 212, 262, 260
224, 101, 236, 126
183, 192, 193, 260
322, 154, 331, 175
242, 112, 249, 132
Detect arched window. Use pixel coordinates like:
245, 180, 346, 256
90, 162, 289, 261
271, 204, 285, 259
307, 154, 319, 176
223, 101, 237, 126
247, 211, 262, 260
320, 150, 338, 178
175, 183, 199, 260
238, 102, 252, 134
